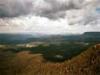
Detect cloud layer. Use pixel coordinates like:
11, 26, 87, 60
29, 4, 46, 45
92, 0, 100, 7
0, 0, 100, 34
0, 0, 32, 17
0, 0, 95, 19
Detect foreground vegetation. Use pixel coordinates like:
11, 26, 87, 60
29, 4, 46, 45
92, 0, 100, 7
0, 42, 100, 75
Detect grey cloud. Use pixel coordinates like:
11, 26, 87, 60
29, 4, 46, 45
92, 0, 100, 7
34, 0, 100, 25
32, 0, 87, 19
0, 0, 33, 17
0, 0, 95, 19
0, 0, 99, 25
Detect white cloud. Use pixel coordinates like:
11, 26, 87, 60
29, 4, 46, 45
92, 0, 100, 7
0, 14, 100, 34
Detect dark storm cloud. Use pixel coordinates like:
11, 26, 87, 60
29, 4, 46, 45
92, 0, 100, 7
0, 0, 99, 25
0, 0, 33, 17
33, 0, 86, 19
0, 0, 93, 19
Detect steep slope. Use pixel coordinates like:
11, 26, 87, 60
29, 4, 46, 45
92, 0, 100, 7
64, 44, 100, 75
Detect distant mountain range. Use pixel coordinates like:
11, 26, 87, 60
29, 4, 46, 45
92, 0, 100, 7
0, 32, 100, 44
81, 32, 100, 42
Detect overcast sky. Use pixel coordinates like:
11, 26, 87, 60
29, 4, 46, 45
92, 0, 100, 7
0, 0, 100, 34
